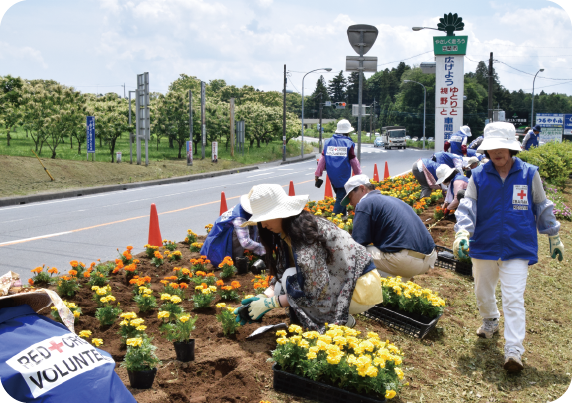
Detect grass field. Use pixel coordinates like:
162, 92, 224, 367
0, 126, 313, 166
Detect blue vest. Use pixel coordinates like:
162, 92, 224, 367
470, 158, 539, 265
448, 173, 468, 195
200, 204, 251, 267
421, 158, 440, 179
0, 305, 135, 403
465, 148, 485, 161
449, 130, 466, 156
469, 136, 483, 150
524, 132, 539, 150
324, 134, 355, 188
433, 152, 462, 169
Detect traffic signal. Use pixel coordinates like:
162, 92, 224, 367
335, 102, 346, 109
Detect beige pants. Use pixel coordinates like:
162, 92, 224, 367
366, 246, 437, 281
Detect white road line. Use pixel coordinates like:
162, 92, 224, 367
277, 168, 294, 171
0, 231, 72, 246
247, 172, 275, 178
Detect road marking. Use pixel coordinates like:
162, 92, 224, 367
246, 172, 274, 178
0, 179, 314, 248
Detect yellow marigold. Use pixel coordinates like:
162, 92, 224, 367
161, 293, 172, 300
216, 303, 227, 308
288, 324, 303, 334
179, 315, 190, 323
126, 337, 143, 347
96, 288, 108, 296
119, 320, 129, 326
208, 285, 217, 292
99, 297, 108, 304
73, 311, 80, 318
170, 295, 182, 304
136, 325, 147, 331
276, 337, 288, 345
385, 390, 396, 399
307, 351, 318, 359
91, 338, 104, 347
79, 330, 92, 338
130, 318, 145, 327
120, 312, 138, 319
276, 330, 287, 337
158, 311, 170, 319
201, 288, 211, 295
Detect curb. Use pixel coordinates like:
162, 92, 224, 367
0, 165, 260, 207
280, 153, 317, 165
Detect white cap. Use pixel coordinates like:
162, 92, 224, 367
435, 164, 459, 185
463, 156, 479, 168
341, 174, 370, 206
477, 122, 521, 153
336, 119, 355, 134
240, 184, 309, 226
460, 125, 472, 137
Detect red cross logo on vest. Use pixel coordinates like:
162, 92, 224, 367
517, 190, 527, 199
512, 185, 529, 206
48, 340, 64, 353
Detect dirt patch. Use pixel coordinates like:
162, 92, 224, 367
0, 155, 245, 198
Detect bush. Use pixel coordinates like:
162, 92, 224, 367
518, 141, 572, 189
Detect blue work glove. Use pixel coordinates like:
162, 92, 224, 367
549, 235, 565, 262
233, 295, 266, 325
453, 229, 470, 259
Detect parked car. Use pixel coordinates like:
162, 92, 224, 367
374, 137, 384, 147
412, 137, 419, 141
427, 137, 434, 142
405, 136, 411, 140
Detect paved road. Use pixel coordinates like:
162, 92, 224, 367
0, 146, 434, 282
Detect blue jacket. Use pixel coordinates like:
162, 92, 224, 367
0, 305, 135, 403
465, 148, 485, 161
324, 134, 355, 188
470, 158, 539, 264
421, 158, 440, 179
524, 131, 539, 150
449, 130, 466, 156
432, 152, 463, 170
468, 136, 483, 150
200, 204, 251, 267
352, 190, 435, 255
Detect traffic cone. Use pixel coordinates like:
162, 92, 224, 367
289, 181, 295, 196
384, 161, 390, 180
148, 203, 163, 247
324, 175, 333, 198
373, 164, 380, 182
220, 192, 228, 215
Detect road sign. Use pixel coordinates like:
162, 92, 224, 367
352, 105, 369, 116
347, 24, 378, 55
536, 113, 563, 127
345, 56, 378, 72
86, 116, 95, 155
433, 36, 468, 55
325, 101, 331, 107
564, 114, 572, 135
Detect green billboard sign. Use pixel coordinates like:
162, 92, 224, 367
433, 36, 468, 55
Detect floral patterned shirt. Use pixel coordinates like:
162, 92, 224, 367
278, 218, 372, 333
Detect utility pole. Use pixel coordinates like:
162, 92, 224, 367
123, 83, 126, 99
128, 90, 136, 164
357, 30, 364, 161
282, 64, 287, 162
201, 81, 206, 160
188, 90, 193, 166
318, 93, 323, 154
488, 52, 493, 122
230, 98, 235, 157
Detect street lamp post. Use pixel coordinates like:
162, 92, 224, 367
301, 68, 332, 158
403, 80, 427, 150
531, 68, 544, 127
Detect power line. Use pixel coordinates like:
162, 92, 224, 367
496, 61, 570, 81
377, 50, 434, 67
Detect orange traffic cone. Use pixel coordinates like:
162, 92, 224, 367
220, 192, 228, 215
289, 181, 295, 196
373, 164, 380, 182
384, 161, 390, 180
324, 175, 333, 198
148, 203, 163, 247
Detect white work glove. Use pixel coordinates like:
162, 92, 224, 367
549, 235, 565, 262
453, 229, 470, 259
248, 296, 280, 321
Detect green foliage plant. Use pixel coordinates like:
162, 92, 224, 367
121, 335, 161, 372
161, 313, 198, 342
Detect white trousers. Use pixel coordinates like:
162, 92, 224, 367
473, 258, 529, 354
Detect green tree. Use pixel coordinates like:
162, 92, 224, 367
89, 94, 132, 162
327, 71, 347, 102
237, 102, 281, 148
0, 75, 24, 146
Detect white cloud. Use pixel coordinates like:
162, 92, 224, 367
0, 42, 47, 69
256, 0, 273, 8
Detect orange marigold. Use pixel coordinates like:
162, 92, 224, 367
169, 283, 180, 289
216, 280, 224, 286
231, 281, 241, 289
126, 246, 133, 251
28, 278, 34, 285
47, 268, 58, 275
69, 270, 78, 277
179, 283, 188, 289
83, 272, 91, 278
70, 261, 78, 267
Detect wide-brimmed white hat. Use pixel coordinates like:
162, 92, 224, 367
240, 194, 252, 214
477, 122, 521, 153
460, 125, 472, 137
336, 119, 354, 134
240, 184, 309, 226
435, 164, 459, 185
341, 174, 370, 207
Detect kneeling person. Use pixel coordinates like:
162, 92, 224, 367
342, 175, 437, 281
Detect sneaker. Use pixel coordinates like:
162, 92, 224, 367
504, 347, 524, 373
476, 318, 499, 339
345, 314, 356, 328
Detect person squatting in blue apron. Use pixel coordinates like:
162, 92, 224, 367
315, 119, 363, 215
453, 122, 565, 373
200, 194, 266, 268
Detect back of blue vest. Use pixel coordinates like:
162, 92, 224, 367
449, 130, 465, 156
524, 132, 539, 150
324, 135, 355, 188
471, 158, 538, 264
0, 305, 136, 403
200, 204, 251, 267
421, 158, 439, 179
433, 152, 461, 168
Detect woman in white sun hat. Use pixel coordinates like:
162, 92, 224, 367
236, 184, 382, 332
435, 164, 469, 213
453, 121, 564, 373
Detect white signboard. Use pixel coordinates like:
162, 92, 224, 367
540, 127, 562, 144
536, 113, 563, 143
211, 141, 218, 162
435, 55, 464, 152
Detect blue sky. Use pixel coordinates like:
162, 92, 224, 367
0, 0, 571, 96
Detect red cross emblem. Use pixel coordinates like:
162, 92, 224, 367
517, 190, 527, 199
48, 340, 64, 353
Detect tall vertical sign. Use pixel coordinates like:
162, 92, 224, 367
201, 81, 206, 160
230, 98, 235, 158
564, 114, 572, 137
186, 141, 193, 166
212, 141, 218, 163
434, 36, 467, 152
188, 90, 193, 166
136, 72, 150, 166
86, 116, 95, 161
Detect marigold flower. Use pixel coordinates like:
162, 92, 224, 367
83, 272, 91, 278
170, 295, 182, 304
216, 280, 224, 286
70, 261, 78, 267
169, 283, 179, 289
158, 311, 170, 319
79, 330, 92, 338
161, 293, 172, 300
91, 338, 104, 347
136, 325, 147, 331
28, 278, 34, 285
68, 270, 78, 277
179, 315, 190, 323
216, 303, 227, 308
179, 283, 188, 289
47, 268, 59, 275
231, 281, 241, 289
73, 311, 80, 318
126, 337, 142, 347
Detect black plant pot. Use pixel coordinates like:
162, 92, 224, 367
127, 367, 157, 389
174, 339, 195, 362
235, 257, 249, 274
